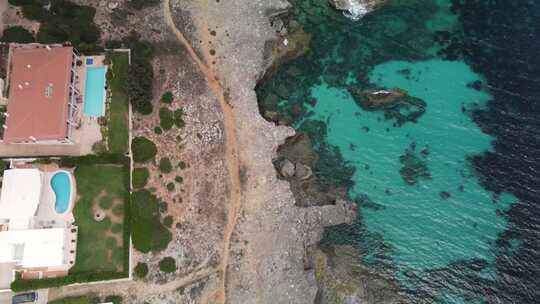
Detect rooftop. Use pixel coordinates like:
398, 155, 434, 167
0, 169, 42, 222
3, 46, 74, 143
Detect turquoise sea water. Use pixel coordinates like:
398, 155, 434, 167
84, 66, 106, 117
256, 0, 525, 302
52, 171, 71, 214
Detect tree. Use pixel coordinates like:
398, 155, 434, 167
0, 26, 34, 43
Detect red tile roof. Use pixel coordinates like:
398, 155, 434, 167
4, 46, 73, 143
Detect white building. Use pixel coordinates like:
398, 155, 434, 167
0, 168, 77, 290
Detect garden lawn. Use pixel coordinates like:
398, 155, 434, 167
70, 164, 127, 274
107, 52, 130, 154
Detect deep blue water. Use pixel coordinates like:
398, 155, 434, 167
256, 0, 540, 302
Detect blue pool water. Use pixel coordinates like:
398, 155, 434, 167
84, 66, 106, 117
51, 172, 71, 214
86, 57, 94, 65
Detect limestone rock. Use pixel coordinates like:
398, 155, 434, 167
279, 158, 296, 178
294, 163, 313, 180
329, 0, 385, 20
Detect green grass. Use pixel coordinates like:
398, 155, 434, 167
48, 295, 100, 304
107, 52, 130, 154
70, 164, 127, 274
130, 190, 171, 253
99, 195, 114, 209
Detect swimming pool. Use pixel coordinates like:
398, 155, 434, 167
51, 171, 72, 214
84, 66, 106, 117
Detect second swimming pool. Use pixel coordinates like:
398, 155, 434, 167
83, 66, 106, 117
51, 171, 72, 214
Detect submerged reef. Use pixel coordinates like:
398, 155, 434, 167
399, 142, 431, 185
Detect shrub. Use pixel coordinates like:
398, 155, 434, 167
159, 107, 174, 131
161, 91, 174, 104
1, 26, 35, 43
134, 262, 149, 278
166, 182, 175, 191
11, 271, 126, 292
159, 157, 172, 173
173, 108, 185, 128
159, 257, 177, 273
127, 40, 154, 115
154, 126, 163, 135
9, 0, 101, 50
130, 190, 171, 253
174, 176, 183, 183
132, 137, 157, 163
132, 167, 149, 189
104, 295, 123, 304
129, 0, 160, 10
163, 216, 173, 228
105, 39, 123, 49
178, 161, 187, 169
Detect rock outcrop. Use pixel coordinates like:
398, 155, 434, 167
329, 0, 385, 20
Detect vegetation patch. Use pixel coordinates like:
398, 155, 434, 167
161, 91, 174, 104
9, 0, 101, 51
159, 257, 177, 273
107, 52, 130, 154
159, 157, 172, 173
175, 176, 183, 183
0, 26, 35, 43
159, 107, 174, 131
130, 190, 172, 253
163, 216, 173, 228
166, 182, 175, 191
173, 108, 185, 128
129, 0, 160, 10
132, 137, 157, 163
125, 36, 154, 114
132, 167, 149, 189
134, 262, 149, 278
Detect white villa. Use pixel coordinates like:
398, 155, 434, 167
0, 168, 77, 290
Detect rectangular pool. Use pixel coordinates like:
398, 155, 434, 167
83, 66, 106, 117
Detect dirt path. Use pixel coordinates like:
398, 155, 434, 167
48, 264, 219, 302
163, 1, 242, 303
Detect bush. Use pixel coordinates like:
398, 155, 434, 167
132, 137, 157, 163
104, 295, 123, 304
132, 167, 149, 189
178, 161, 187, 169
105, 39, 123, 49
175, 176, 183, 183
134, 262, 149, 278
173, 108, 185, 128
166, 182, 175, 191
9, 0, 101, 50
159, 157, 172, 173
161, 91, 174, 104
163, 216, 173, 228
127, 40, 154, 115
129, 0, 160, 10
159, 107, 174, 131
130, 190, 171, 253
159, 257, 177, 273
1, 26, 35, 43
11, 271, 126, 292
154, 126, 163, 135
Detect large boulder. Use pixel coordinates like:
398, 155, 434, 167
279, 158, 296, 178
329, 0, 385, 20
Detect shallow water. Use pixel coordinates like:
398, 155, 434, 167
256, 0, 540, 302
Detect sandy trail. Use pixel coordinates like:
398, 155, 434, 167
163, 1, 242, 303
